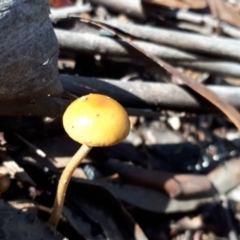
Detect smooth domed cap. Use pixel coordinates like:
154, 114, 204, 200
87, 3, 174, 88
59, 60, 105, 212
63, 94, 130, 147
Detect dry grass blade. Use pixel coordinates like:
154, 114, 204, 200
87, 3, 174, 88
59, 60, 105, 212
77, 17, 240, 132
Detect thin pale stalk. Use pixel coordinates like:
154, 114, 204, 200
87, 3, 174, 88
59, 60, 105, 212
48, 144, 92, 227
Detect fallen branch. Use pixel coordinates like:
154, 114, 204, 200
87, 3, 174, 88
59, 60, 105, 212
105, 156, 240, 199
61, 74, 240, 112
50, 5, 92, 21
104, 160, 214, 198
155, 9, 240, 39
78, 18, 240, 131
100, 20, 240, 61
56, 29, 240, 77
55, 29, 196, 61
89, 0, 240, 38
1, 76, 240, 117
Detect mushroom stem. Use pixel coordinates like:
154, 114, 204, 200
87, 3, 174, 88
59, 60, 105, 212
48, 144, 92, 227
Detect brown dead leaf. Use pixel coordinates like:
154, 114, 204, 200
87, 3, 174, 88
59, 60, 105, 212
142, 0, 207, 9
207, 0, 240, 28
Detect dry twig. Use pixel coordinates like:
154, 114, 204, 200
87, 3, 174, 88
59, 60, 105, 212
100, 21, 240, 61
67, 18, 240, 131
56, 29, 240, 77
61, 75, 240, 112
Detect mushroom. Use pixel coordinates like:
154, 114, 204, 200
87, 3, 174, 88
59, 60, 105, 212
48, 93, 130, 226
0, 174, 10, 194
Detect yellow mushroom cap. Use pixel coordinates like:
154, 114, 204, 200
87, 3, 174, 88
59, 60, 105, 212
63, 94, 130, 147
